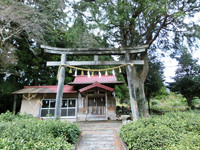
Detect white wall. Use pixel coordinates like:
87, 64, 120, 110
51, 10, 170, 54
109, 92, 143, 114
20, 99, 41, 117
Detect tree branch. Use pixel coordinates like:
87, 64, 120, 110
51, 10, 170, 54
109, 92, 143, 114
149, 15, 168, 46
2, 28, 22, 44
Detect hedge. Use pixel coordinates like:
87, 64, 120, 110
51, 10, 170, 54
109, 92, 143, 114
0, 111, 81, 150
120, 111, 200, 150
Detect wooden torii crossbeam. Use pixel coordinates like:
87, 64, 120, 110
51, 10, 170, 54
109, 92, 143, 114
41, 44, 149, 121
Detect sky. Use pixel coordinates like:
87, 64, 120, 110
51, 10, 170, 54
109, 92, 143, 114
163, 49, 200, 83
163, 12, 200, 83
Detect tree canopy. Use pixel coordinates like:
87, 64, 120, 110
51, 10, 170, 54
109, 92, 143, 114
0, 0, 68, 72
145, 54, 165, 113
169, 49, 200, 108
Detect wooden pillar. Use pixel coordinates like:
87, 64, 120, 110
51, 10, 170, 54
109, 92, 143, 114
125, 53, 139, 121
86, 93, 88, 121
105, 91, 108, 120
55, 54, 66, 119
77, 92, 81, 121
12, 95, 17, 114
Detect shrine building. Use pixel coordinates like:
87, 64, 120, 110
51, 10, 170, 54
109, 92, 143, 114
13, 75, 123, 121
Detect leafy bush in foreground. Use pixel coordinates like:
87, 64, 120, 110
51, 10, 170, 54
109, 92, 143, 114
120, 111, 200, 150
0, 111, 81, 150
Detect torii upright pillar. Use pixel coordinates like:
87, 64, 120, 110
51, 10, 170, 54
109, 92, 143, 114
55, 54, 66, 119
125, 52, 139, 120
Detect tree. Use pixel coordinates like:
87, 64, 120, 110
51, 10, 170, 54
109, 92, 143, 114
0, 0, 52, 71
71, 0, 200, 118
145, 55, 165, 114
0, 0, 68, 72
0, 0, 68, 113
169, 49, 200, 109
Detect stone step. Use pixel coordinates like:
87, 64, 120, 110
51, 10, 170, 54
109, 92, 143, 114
76, 144, 117, 150
76, 121, 125, 150
80, 137, 116, 141
81, 134, 115, 138
78, 141, 115, 145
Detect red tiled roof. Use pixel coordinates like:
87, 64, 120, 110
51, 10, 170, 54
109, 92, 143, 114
12, 85, 77, 94
69, 75, 123, 85
79, 82, 114, 93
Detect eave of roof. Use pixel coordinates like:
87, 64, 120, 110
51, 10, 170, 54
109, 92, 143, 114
12, 85, 77, 94
79, 82, 114, 93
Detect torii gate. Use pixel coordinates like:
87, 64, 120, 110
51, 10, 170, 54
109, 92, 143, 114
41, 45, 148, 121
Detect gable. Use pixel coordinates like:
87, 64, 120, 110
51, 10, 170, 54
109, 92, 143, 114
79, 82, 114, 93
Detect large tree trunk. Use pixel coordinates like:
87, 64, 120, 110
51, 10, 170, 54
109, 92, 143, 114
147, 98, 151, 115
132, 52, 149, 117
187, 98, 194, 109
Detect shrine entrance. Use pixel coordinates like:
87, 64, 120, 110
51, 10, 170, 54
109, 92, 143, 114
41, 44, 148, 121
88, 97, 105, 115
86, 88, 107, 120
87, 97, 106, 120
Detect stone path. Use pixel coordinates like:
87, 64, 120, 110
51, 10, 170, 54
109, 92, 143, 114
75, 121, 126, 150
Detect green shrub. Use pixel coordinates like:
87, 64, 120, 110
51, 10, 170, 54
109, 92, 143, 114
151, 92, 187, 113
0, 111, 17, 122
120, 111, 200, 150
193, 97, 200, 109
0, 111, 81, 150
151, 99, 158, 105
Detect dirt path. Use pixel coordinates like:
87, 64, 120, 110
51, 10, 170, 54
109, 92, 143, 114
75, 121, 126, 150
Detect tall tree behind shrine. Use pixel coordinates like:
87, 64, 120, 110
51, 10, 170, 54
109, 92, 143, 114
71, 0, 200, 117
0, 0, 69, 113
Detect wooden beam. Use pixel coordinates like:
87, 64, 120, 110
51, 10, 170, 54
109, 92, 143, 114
41, 44, 149, 51
125, 53, 139, 121
54, 54, 66, 119
43, 48, 146, 55
46, 60, 144, 66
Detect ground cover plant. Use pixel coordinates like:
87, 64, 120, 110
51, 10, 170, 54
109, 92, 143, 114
120, 111, 200, 150
151, 92, 188, 114
0, 111, 81, 150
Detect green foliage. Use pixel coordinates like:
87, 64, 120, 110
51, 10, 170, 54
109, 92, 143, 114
154, 86, 169, 100
169, 50, 200, 108
192, 97, 200, 109
151, 92, 187, 113
145, 55, 165, 100
120, 111, 200, 150
115, 74, 129, 103
0, 112, 81, 150
116, 105, 131, 116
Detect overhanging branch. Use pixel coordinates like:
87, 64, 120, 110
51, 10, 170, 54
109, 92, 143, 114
149, 15, 168, 46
